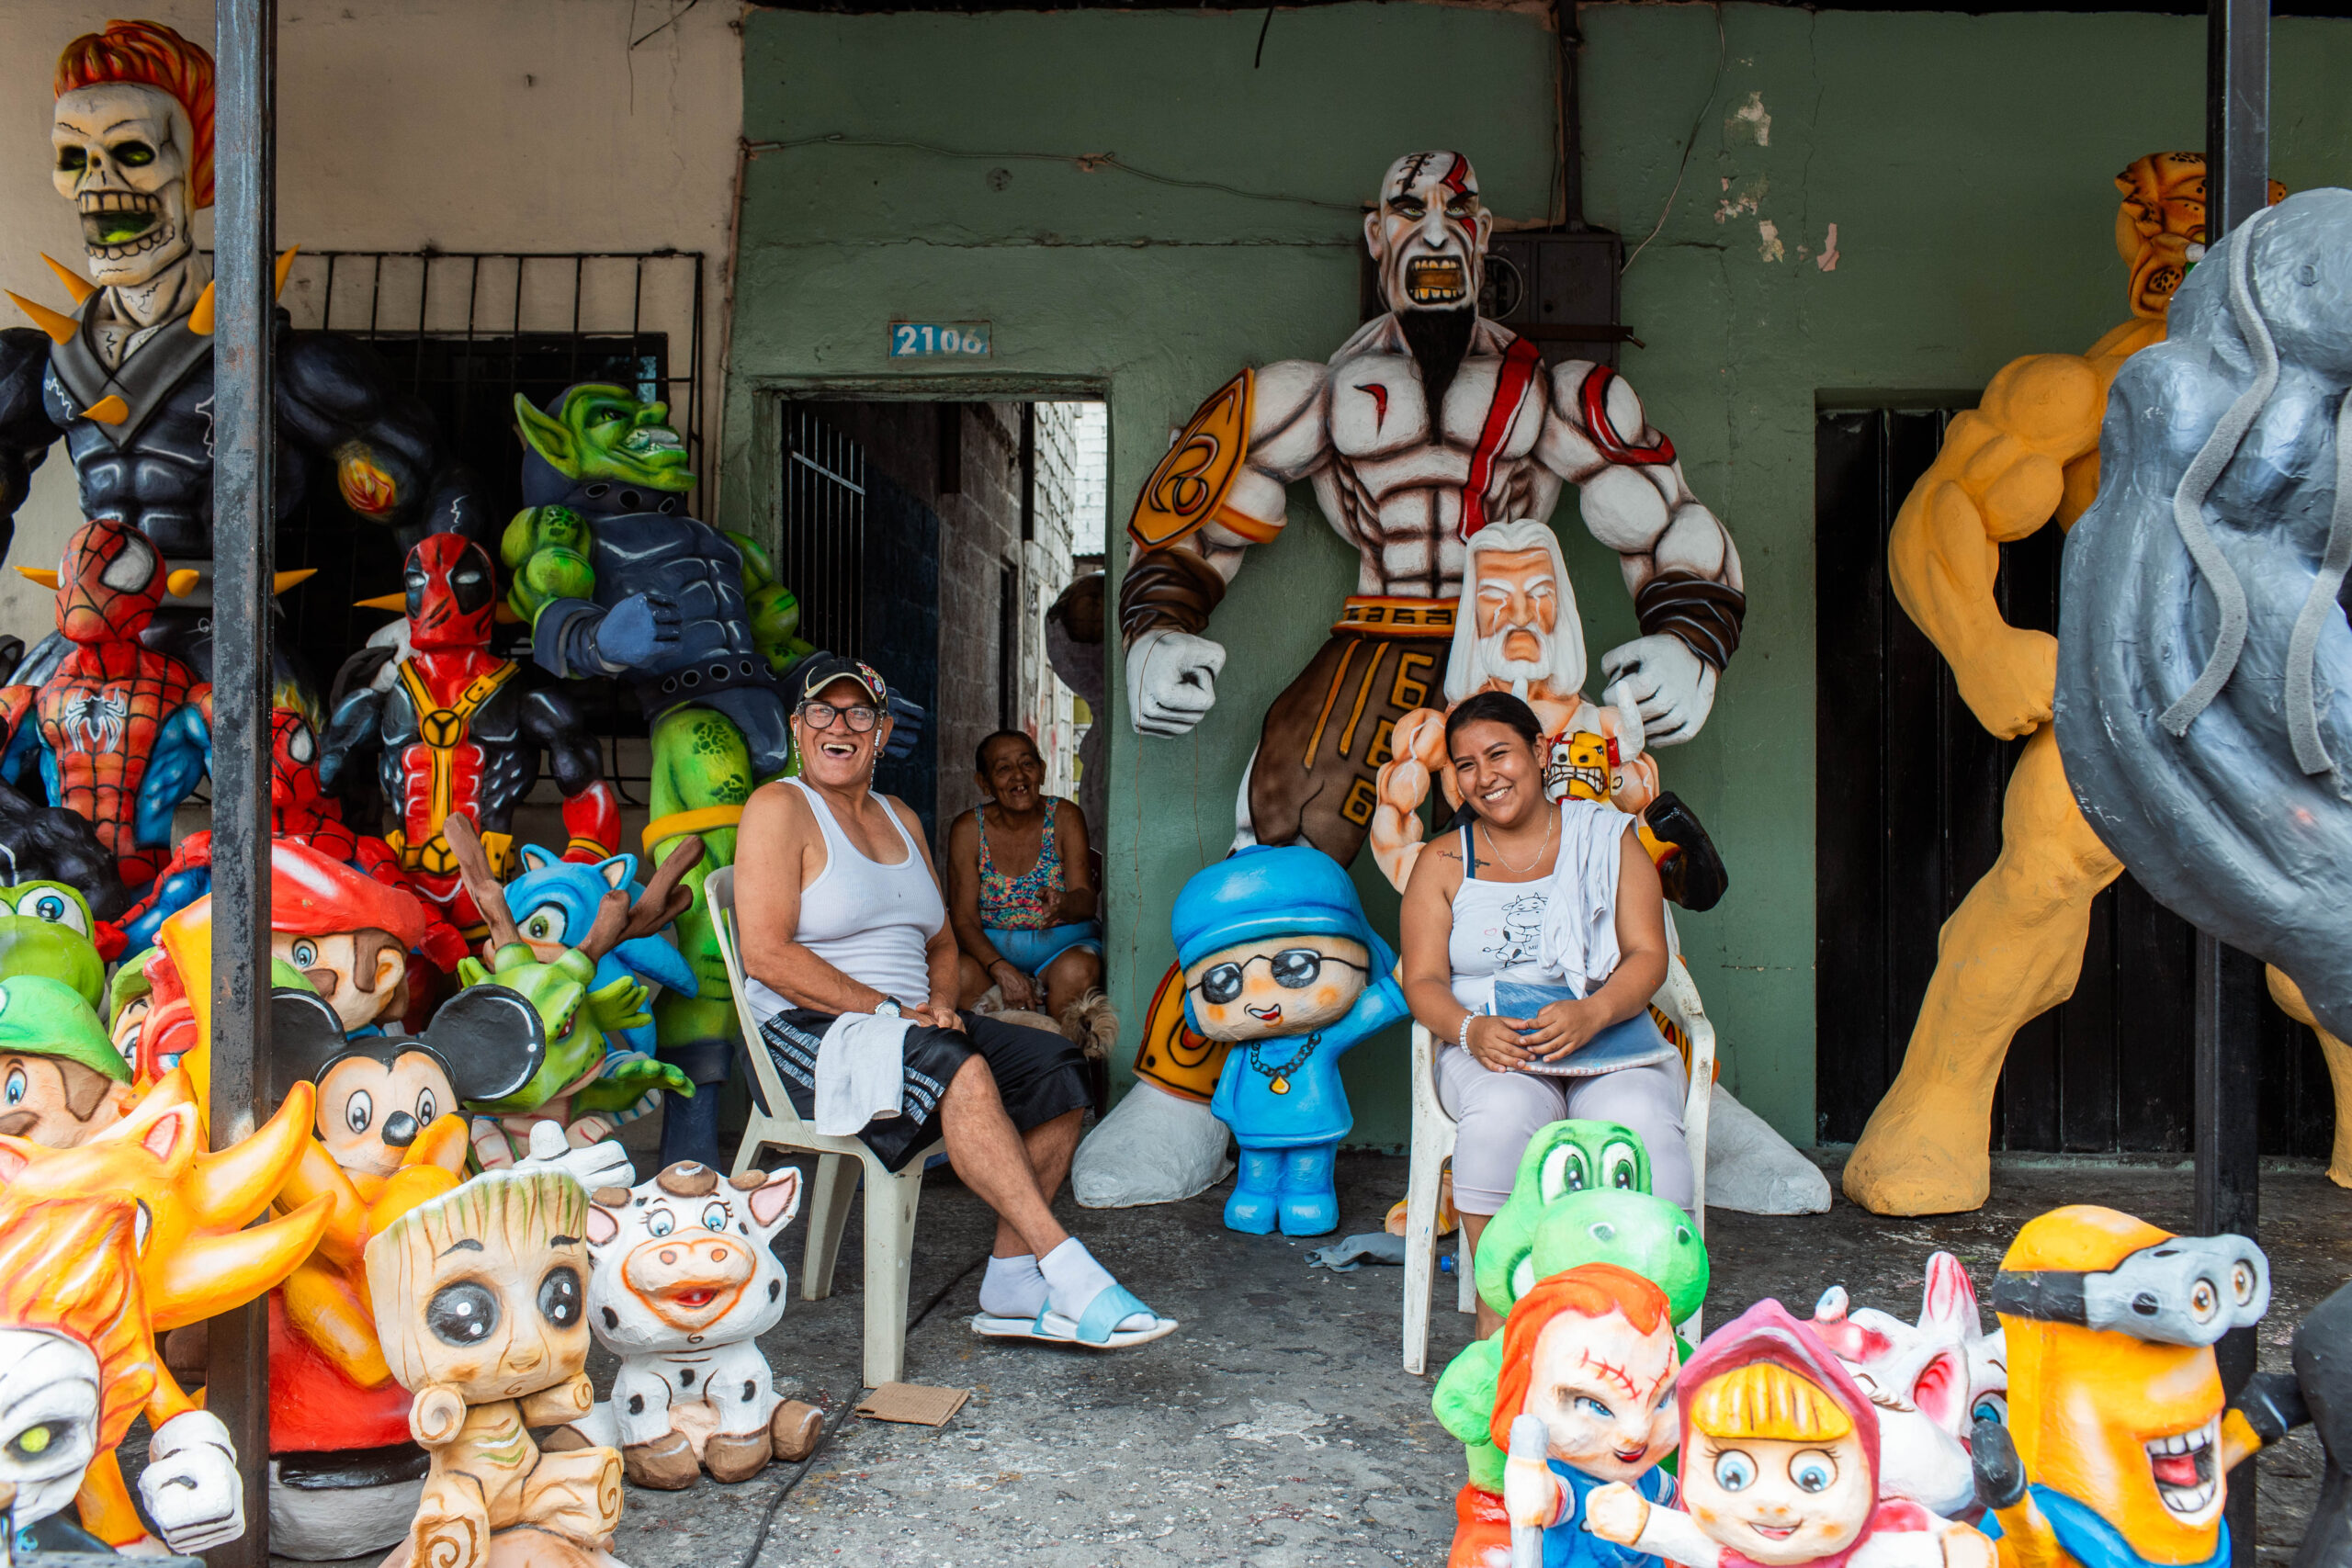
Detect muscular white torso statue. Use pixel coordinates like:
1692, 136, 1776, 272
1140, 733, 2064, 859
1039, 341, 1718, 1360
1118, 151, 1744, 866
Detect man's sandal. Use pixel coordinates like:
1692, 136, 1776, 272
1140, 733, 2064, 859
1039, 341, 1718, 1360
970, 1281, 1176, 1348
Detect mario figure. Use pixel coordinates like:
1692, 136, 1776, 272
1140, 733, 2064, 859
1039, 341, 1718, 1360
0, 973, 132, 1146
1172, 845, 1407, 1236
266, 840, 435, 1038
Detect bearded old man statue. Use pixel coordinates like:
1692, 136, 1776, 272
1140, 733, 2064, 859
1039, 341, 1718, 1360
1116, 151, 1742, 865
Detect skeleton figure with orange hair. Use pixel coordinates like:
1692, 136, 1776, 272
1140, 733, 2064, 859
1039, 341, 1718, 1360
0, 1068, 329, 1552
0, 17, 488, 684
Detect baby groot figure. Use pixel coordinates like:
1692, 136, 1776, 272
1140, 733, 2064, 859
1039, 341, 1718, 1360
365, 1168, 625, 1568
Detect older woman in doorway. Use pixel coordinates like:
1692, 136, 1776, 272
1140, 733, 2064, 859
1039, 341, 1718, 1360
1399, 691, 1690, 1338
947, 730, 1113, 1045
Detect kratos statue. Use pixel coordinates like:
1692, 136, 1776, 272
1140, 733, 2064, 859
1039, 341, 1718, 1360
1118, 150, 1743, 866
1075, 151, 1832, 1218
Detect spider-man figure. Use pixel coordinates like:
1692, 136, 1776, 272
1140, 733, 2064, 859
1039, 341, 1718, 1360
320, 532, 618, 933
0, 518, 209, 895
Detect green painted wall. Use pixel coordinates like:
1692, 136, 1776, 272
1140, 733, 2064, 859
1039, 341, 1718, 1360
724, 2, 2352, 1149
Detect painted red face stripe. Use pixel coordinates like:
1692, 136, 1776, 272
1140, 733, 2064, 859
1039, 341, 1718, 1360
1442, 156, 1472, 197
1458, 335, 1544, 541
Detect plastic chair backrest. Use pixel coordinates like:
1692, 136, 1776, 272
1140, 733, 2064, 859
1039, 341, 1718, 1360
705, 865, 807, 1132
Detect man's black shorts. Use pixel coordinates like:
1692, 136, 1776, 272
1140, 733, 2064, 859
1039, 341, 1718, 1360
760, 1008, 1091, 1173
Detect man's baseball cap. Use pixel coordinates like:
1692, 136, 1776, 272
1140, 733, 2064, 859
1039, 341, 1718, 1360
793, 651, 888, 707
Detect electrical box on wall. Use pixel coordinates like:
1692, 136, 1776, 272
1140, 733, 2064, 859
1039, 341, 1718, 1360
1360, 227, 1628, 369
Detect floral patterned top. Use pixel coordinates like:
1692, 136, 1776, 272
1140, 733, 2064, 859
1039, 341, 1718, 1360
978, 796, 1069, 932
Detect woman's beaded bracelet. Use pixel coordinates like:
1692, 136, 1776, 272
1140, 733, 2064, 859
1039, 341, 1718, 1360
1458, 1012, 1474, 1052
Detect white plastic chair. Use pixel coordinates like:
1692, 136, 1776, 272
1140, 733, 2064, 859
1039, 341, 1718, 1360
1401, 937, 1716, 1375
707, 865, 944, 1389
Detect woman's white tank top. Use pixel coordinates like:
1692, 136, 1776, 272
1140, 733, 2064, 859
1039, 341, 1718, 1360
1446, 821, 1572, 1010
744, 780, 944, 1021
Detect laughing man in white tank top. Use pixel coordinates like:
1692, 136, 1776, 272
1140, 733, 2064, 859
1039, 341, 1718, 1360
733, 654, 1175, 1349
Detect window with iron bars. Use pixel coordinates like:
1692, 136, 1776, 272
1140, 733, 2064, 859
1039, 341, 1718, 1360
260, 248, 705, 811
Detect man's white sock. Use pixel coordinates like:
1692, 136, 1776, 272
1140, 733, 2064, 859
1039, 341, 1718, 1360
978, 1253, 1046, 1318
1038, 1237, 1151, 1331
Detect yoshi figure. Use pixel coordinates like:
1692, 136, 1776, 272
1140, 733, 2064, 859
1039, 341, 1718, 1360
453, 942, 694, 1171
0, 879, 107, 1010
1474, 1120, 1660, 1318
1432, 1120, 1710, 1495
500, 384, 810, 1168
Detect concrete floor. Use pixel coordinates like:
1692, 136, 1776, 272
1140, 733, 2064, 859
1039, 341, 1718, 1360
262, 1149, 2350, 1568
600, 1150, 2348, 1568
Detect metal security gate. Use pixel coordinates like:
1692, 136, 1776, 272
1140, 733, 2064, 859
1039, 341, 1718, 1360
1814, 407, 2335, 1156
779, 406, 867, 655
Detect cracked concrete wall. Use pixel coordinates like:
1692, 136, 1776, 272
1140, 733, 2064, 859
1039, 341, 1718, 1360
721, 2, 2352, 1149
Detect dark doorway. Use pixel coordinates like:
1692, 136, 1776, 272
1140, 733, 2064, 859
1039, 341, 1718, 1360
782, 399, 1105, 852
1814, 407, 2336, 1156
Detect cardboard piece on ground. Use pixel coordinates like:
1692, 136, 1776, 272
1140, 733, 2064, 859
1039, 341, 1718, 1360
855, 1382, 971, 1427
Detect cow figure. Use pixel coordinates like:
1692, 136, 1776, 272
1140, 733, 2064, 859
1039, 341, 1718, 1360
581, 1160, 823, 1488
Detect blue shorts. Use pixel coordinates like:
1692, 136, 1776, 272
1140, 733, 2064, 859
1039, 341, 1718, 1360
986, 920, 1102, 976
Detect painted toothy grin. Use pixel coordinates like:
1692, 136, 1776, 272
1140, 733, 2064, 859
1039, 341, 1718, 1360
1748, 1525, 1797, 1540
1407, 257, 1466, 305
2146, 1416, 2221, 1517
78, 190, 164, 253
668, 1288, 718, 1309
1246, 1003, 1283, 1022
1549, 759, 1607, 798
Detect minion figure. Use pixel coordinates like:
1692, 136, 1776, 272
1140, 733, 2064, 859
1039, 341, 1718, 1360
1171, 846, 1408, 1236
1975, 1204, 2304, 1568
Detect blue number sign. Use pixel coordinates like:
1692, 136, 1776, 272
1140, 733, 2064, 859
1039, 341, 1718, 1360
888, 321, 991, 358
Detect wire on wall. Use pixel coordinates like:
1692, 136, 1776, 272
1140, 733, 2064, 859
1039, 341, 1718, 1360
1622, 2, 1727, 275
741, 133, 1365, 217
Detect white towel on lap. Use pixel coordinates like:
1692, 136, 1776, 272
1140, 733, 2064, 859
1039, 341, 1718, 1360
816, 1012, 915, 1135
1539, 798, 1633, 998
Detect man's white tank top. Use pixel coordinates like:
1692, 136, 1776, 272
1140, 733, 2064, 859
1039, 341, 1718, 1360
744, 779, 944, 1022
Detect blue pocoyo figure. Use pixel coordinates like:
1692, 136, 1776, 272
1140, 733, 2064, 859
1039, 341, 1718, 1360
1173, 846, 1408, 1237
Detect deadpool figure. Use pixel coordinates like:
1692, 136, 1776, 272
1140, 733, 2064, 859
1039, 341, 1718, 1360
319, 532, 619, 933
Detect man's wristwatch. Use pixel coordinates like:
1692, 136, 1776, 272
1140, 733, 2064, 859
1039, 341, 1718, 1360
874, 996, 903, 1019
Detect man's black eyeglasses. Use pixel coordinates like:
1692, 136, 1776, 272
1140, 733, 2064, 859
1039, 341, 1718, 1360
798, 702, 880, 732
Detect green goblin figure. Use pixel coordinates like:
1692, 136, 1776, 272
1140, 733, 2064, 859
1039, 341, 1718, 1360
500, 384, 808, 1167
1432, 1120, 1710, 1493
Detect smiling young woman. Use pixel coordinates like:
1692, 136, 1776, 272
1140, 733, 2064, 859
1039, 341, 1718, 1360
1396, 690, 1686, 1338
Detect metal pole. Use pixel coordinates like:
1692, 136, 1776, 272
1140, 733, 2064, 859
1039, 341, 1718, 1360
2201, 3, 2268, 1561
208, 0, 277, 1563
2209, 0, 2271, 238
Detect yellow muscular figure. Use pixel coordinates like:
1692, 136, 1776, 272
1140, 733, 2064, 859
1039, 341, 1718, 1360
1844, 153, 2316, 1214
